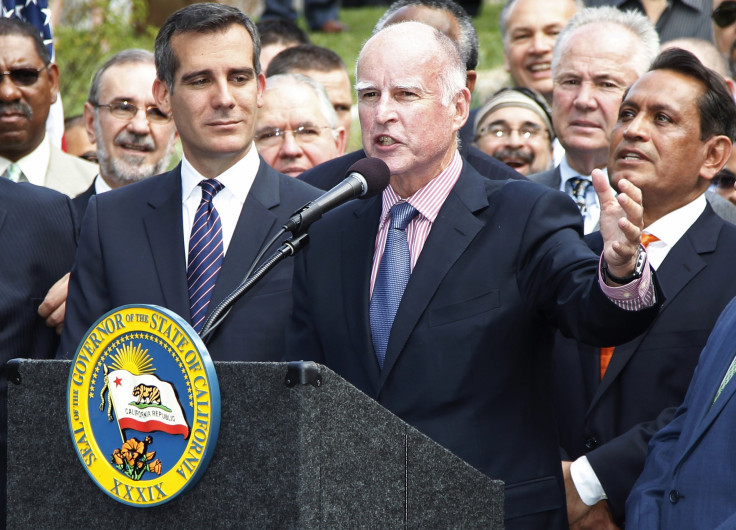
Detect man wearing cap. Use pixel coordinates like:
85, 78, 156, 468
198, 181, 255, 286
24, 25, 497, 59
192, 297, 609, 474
473, 87, 554, 176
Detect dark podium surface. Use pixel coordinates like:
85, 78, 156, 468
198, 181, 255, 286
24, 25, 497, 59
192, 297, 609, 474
7, 360, 503, 528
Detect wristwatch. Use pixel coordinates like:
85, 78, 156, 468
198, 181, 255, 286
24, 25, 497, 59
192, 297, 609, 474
602, 246, 647, 284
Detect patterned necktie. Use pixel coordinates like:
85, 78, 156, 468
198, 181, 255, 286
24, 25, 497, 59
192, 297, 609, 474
567, 177, 591, 214
188, 179, 225, 333
2, 163, 26, 183
370, 202, 419, 369
600, 233, 660, 379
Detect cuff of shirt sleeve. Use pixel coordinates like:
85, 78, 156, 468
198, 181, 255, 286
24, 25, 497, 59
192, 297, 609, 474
570, 456, 607, 506
598, 246, 656, 311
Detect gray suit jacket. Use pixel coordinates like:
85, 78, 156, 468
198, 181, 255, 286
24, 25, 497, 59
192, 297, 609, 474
46, 145, 97, 197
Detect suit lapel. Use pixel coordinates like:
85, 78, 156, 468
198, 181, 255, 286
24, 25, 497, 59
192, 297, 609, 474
588, 208, 716, 410
142, 167, 190, 319
378, 164, 489, 390
207, 161, 280, 315
342, 197, 383, 392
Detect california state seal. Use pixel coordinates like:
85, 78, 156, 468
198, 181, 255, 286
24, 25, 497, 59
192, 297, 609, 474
67, 305, 221, 507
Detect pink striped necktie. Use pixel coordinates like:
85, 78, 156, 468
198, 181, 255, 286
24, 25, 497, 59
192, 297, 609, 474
188, 179, 225, 333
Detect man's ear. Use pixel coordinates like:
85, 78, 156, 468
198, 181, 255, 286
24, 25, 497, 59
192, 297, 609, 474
466, 70, 477, 94
83, 102, 97, 144
701, 136, 733, 181
153, 77, 172, 116
333, 127, 347, 156
47, 63, 60, 105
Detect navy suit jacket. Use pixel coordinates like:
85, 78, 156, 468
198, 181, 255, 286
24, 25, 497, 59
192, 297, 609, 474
298, 143, 526, 191
72, 180, 96, 221
552, 205, 736, 522
0, 179, 78, 518
627, 296, 736, 529
59, 159, 320, 361
286, 157, 662, 529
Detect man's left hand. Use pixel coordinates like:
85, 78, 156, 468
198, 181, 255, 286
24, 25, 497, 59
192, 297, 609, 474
592, 169, 643, 281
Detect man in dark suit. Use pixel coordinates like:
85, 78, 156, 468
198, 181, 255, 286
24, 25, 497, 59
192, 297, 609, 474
286, 21, 662, 529
298, 0, 522, 191
558, 49, 736, 529
529, 7, 660, 235
39, 49, 179, 331
0, 179, 78, 519
626, 295, 736, 529
58, 3, 319, 360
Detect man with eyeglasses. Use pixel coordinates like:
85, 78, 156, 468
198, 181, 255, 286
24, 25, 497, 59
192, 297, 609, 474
70, 49, 178, 218
0, 17, 96, 196
38, 49, 179, 332
255, 73, 345, 178
57, 3, 320, 361
472, 87, 554, 176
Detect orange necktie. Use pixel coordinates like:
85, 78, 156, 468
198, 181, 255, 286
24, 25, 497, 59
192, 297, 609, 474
600, 233, 659, 379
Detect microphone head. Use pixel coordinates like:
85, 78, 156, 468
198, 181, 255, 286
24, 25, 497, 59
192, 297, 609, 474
346, 157, 390, 198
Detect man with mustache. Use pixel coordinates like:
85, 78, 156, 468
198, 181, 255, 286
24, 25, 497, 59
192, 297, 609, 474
0, 18, 96, 196
38, 49, 179, 331
472, 86, 553, 176
72, 49, 178, 218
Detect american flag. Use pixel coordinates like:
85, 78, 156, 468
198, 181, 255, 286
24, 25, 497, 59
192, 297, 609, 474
2, 0, 54, 59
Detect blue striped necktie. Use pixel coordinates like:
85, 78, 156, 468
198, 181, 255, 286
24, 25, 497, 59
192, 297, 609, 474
188, 179, 225, 333
370, 202, 419, 369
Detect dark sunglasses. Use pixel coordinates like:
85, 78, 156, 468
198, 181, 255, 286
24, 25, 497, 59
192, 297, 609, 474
0, 66, 46, 86
714, 169, 736, 190
713, 1, 736, 28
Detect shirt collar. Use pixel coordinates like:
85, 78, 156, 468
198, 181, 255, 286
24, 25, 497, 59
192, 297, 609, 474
0, 135, 51, 186
559, 155, 608, 188
378, 150, 463, 229
644, 193, 707, 248
94, 174, 113, 194
181, 144, 260, 205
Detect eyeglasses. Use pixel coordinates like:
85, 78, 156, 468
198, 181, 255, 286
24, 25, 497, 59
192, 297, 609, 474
0, 66, 46, 86
254, 125, 331, 148
713, 1, 736, 27
714, 169, 736, 190
476, 124, 546, 141
92, 101, 171, 124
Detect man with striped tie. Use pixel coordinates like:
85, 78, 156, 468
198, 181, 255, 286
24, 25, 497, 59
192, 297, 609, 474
554, 48, 736, 529
57, 3, 319, 361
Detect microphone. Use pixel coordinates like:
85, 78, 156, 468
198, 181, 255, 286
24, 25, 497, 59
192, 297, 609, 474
284, 157, 390, 233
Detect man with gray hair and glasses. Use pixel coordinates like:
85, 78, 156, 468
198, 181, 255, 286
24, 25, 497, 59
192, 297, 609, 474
255, 73, 345, 178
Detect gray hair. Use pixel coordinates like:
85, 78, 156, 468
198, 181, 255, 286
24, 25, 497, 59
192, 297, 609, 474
358, 21, 466, 107
154, 2, 261, 94
500, 0, 584, 45
552, 7, 660, 77
373, 0, 479, 71
265, 73, 338, 129
88, 49, 155, 104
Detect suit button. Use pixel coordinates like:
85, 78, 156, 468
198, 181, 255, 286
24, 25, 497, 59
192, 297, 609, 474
669, 490, 680, 504
584, 437, 599, 450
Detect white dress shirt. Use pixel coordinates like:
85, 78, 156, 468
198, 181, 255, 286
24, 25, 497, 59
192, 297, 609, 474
181, 146, 260, 264
571, 194, 708, 505
0, 135, 51, 186
559, 155, 602, 235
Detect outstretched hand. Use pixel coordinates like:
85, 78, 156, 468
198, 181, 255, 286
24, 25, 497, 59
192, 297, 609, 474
592, 169, 643, 281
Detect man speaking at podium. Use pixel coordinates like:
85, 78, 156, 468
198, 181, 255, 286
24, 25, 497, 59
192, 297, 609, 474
285, 21, 662, 529
58, 3, 319, 361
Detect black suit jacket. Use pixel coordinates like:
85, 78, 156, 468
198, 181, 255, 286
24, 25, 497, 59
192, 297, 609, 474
552, 205, 736, 522
286, 158, 662, 528
59, 159, 320, 361
72, 180, 96, 221
298, 143, 526, 191
0, 179, 78, 518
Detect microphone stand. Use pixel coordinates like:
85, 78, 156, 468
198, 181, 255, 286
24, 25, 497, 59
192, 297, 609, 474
199, 232, 310, 343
